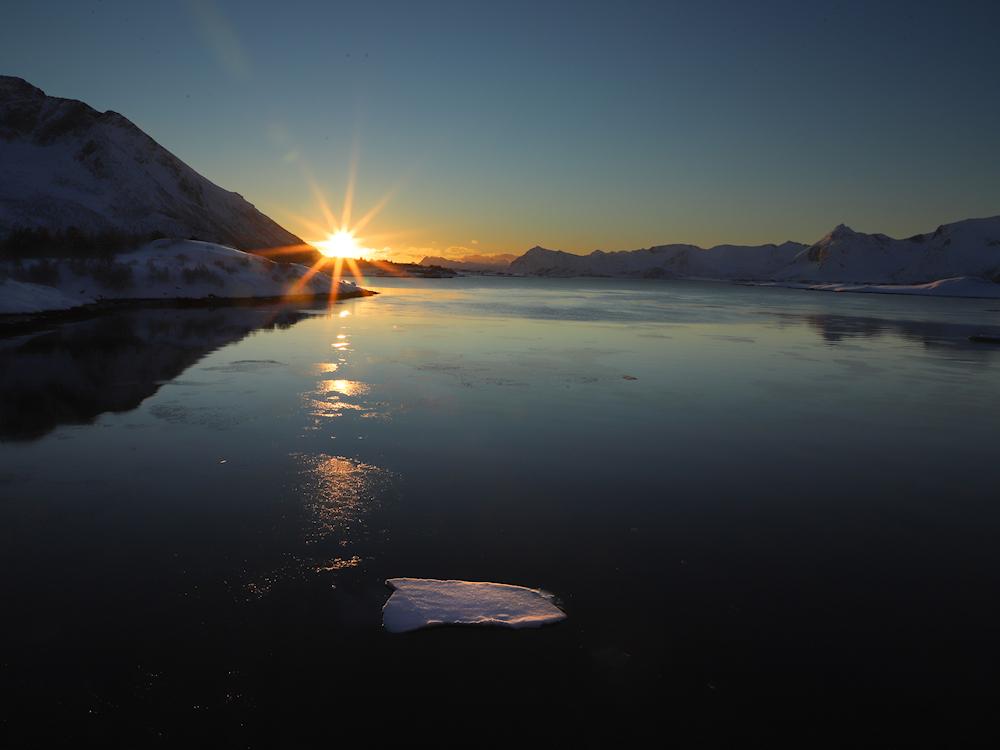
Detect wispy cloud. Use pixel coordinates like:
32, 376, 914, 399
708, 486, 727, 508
189, 0, 251, 80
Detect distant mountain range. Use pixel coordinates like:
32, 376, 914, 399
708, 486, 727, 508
418, 253, 517, 272
424, 217, 1000, 287
508, 240, 807, 279
0, 76, 308, 256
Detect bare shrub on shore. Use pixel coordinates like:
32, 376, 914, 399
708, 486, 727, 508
181, 263, 224, 287
3, 258, 62, 286
0, 226, 166, 260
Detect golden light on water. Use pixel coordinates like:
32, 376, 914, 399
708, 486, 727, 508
319, 379, 369, 397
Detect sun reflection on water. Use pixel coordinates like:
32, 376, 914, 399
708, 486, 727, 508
314, 555, 362, 573
243, 453, 395, 599
297, 454, 394, 541
319, 379, 369, 397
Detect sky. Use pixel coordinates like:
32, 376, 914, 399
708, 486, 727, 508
2, 0, 999, 260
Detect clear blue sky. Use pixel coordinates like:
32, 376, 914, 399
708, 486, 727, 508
3, 0, 999, 258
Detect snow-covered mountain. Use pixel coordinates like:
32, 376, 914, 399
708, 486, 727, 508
509, 241, 808, 279
507, 216, 1000, 289
0, 76, 305, 253
776, 218, 1000, 284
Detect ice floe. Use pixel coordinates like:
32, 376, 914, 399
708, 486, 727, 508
382, 578, 567, 634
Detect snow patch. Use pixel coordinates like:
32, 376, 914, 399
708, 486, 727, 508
382, 578, 567, 634
0, 279, 90, 313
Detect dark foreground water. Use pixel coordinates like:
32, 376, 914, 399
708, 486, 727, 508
2, 277, 1000, 739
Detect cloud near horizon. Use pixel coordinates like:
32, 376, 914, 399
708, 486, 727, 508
367, 245, 515, 264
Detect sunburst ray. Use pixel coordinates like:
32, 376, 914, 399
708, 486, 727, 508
252, 242, 318, 259
344, 257, 367, 286
286, 256, 328, 297
328, 256, 345, 307
366, 258, 411, 277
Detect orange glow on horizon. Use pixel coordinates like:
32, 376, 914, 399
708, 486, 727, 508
273, 151, 422, 307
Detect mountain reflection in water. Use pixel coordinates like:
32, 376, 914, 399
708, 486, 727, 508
794, 312, 1000, 356
0, 306, 313, 441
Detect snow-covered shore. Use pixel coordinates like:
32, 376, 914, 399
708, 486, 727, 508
0, 279, 85, 314
0, 239, 369, 315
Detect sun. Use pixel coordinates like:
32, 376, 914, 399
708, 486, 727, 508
314, 230, 363, 259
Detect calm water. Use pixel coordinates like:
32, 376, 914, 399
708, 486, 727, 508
2, 277, 1000, 737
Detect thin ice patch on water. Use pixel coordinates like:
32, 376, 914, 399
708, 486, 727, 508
706, 334, 757, 344
149, 402, 244, 429
382, 578, 567, 633
201, 359, 286, 373
411, 357, 528, 388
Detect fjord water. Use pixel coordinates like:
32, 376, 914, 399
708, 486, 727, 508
2, 277, 1000, 734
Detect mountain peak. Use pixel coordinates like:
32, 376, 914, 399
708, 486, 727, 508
0, 75, 45, 101
0, 77, 306, 255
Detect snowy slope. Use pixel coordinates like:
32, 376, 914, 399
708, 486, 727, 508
0, 76, 304, 252
0, 279, 85, 313
0, 239, 363, 314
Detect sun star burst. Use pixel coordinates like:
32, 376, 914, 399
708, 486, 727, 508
314, 229, 363, 259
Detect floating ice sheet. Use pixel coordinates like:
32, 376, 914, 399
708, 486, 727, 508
382, 578, 567, 634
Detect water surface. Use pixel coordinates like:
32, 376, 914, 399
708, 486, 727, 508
2, 277, 1000, 737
